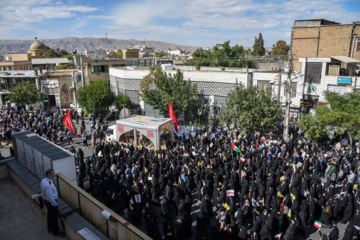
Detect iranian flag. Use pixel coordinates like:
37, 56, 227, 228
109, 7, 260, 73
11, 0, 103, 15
207, 165, 211, 169
240, 157, 245, 162
275, 233, 282, 239
314, 221, 322, 229
184, 164, 189, 170
232, 142, 241, 153
184, 153, 189, 157
135, 194, 141, 203
91, 132, 95, 148
124, 148, 130, 153
226, 190, 235, 196
354, 225, 360, 231
304, 189, 309, 197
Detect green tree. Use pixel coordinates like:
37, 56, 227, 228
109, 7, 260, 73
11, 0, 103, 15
297, 115, 327, 140
77, 79, 115, 115
219, 83, 281, 130
137, 67, 201, 118
115, 94, 132, 111
58, 49, 69, 57
55, 65, 70, 70
108, 50, 122, 58
44, 48, 59, 58
271, 40, 290, 56
185, 41, 254, 68
252, 33, 265, 56
315, 91, 360, 147
7, 81, 41, 106
155, 51, 167, 58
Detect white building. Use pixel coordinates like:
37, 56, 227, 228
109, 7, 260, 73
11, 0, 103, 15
298, 56, 360, 113
85, 49, 106, 60
110, 66, 292, 118
168, 49, 183, 55
109, 56, 360, 121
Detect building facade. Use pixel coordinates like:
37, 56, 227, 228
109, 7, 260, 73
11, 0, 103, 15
109, 67, 302, 120
298, 57, 360, 112
0, 70, 45, 107
86, 59, 126, 83
291, 19, 360, 71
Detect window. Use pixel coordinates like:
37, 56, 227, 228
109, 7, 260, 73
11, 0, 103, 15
357, 38, 360, 51
91, 65, 108, 73
284, 82, 297, 97
257, 80, 270, 90
306, 62, 322, 83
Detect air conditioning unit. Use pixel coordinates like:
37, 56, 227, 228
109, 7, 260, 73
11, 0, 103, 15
73, 73, 81, 83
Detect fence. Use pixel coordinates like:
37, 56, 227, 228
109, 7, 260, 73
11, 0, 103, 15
57, 173, 152, 240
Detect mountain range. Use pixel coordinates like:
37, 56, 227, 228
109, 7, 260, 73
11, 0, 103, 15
0, 37, 198, 54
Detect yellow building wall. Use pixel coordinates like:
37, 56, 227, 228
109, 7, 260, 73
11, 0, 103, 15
121, 49, 140, 59
87, 59, 126, 83
3, 53, 30, 61
317, 25, 353, 57
291, 24, 360, 71
0, 61, 32, 71
352, 26, 360, 60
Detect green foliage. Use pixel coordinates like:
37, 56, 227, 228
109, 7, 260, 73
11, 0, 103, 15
7, 81, 41, 106
83, 109, 89, 117
44, 48, 59, 58
77, 79, 115, 115
115, 94, 132, 111
137, 67, 201, 118
315, 91, 360, 141
108, 50, 122, 58
219, 83, 281, 130
297, 115, 327, 140
185, 41, 255, 68
155, 51, 167, 58
58, 49, 69, 57
271, 40, 290, 56
44, 48, 70, 58
55, 65, 70, 70
252, 33, 265, 56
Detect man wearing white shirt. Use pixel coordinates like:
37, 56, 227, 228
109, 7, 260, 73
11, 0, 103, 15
41, 169, 64, 236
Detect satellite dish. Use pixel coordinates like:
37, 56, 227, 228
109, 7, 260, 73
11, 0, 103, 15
119, 108, 131, 119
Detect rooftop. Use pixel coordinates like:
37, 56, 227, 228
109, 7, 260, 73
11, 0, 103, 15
30, 40, 48, 50
0, 70, 46, 78
294, 19, 340, 27
31, 58, 70, 65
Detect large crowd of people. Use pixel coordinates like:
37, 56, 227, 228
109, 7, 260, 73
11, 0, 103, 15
76, 117, 360, 240
2, 107, 360, 240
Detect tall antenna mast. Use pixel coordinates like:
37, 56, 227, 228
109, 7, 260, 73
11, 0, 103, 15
106, 32, 108, 57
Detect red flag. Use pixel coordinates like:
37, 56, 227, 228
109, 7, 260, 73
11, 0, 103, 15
169, 99, 178, 132
63, 110, 76, 137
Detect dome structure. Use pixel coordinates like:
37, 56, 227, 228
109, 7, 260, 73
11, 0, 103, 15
30, 40, 47, 50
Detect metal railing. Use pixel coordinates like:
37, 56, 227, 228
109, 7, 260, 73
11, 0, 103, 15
56, 173, 151, 240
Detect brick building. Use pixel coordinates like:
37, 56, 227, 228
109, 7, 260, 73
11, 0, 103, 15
291, 19, 360, 71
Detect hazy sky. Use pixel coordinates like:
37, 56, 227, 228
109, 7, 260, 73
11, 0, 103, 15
0, 0, 359, 48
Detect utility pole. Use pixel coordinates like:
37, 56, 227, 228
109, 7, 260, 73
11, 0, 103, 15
283, 51, 292, 140
80, 55, 85, 87
278, 61, 282, 99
